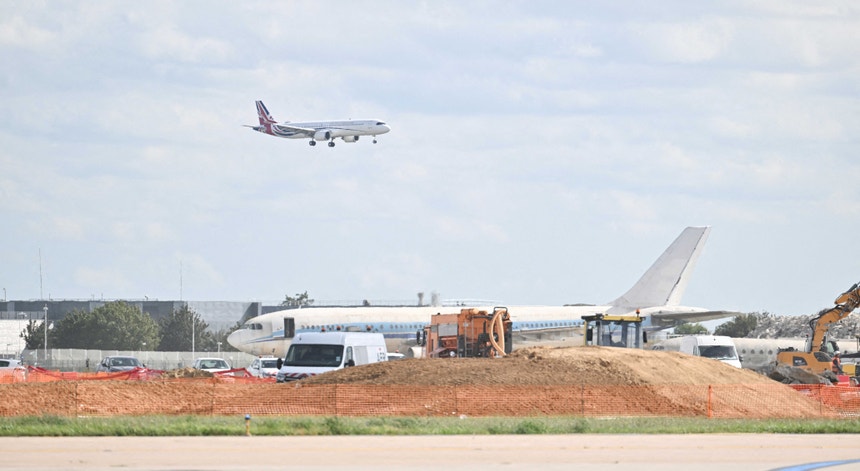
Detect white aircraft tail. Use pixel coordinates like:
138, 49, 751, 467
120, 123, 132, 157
610, 226, 711, 309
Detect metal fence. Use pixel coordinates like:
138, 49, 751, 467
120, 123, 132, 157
19, 348, 257, 372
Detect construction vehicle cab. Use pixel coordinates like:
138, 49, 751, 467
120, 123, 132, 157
583, 314, 646, 349
422, 307, 512, 358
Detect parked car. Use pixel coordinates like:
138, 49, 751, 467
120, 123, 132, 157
248, 357, 279, 378
192, 357, 231, 374
0, 358, 26, 380
97, 356, 143, 373
0, 359, 23, 369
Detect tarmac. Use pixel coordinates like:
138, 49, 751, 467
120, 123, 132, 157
2, 434, 860, 470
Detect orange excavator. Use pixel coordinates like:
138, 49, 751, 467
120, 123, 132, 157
421, 307, 512, 358
776, 281, 860, 376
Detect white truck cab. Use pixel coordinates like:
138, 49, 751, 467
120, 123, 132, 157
276, 332, 388, 383
679, 335, 742, 368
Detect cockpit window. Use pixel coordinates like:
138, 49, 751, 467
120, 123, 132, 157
376, 122, 386, 126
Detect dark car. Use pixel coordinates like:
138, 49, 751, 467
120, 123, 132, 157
96, 356, 143, 373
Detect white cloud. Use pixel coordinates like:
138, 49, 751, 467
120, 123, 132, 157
138, 26, 235, 64
0, 15, 55, 48
632, 18, 735, 63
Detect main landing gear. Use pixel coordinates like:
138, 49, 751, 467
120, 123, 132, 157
308, 139, 335, 147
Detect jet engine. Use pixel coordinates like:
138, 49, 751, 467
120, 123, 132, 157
342, 135, 359, 143
313, 130, 332, 141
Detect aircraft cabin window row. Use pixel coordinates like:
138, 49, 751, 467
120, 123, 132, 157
297, 321, 582, 332
738, 349, 774, 355
521, 321, 582, 329
302, 324, 426, 331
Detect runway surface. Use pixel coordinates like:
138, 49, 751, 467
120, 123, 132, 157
2, 434, 860, 470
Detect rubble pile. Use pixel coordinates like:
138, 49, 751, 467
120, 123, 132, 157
745, 312, 860, 340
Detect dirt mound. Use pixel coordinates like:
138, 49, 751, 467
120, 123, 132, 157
302, 346, 775, 386
0, 347, 834, 419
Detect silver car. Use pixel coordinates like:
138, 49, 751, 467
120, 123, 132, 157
97, 356, 143, 373
248, 357, 279, 378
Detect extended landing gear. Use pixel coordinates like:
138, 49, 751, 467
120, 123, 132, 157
308, 140, 316, 146
373, 137, 378, 144
328, 140, 335, 147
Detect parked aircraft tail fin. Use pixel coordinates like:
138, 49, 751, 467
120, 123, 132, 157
610, 226, 711, 309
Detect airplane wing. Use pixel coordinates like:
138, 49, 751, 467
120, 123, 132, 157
273, 124, 316, 137
648, 310, 742, 328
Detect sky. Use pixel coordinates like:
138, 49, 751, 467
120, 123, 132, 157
1, 1, 859, 317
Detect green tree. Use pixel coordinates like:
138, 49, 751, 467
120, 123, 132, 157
20, 319, 46, 350
281, 291, 314, 308
157, 305, 213, 352
51, 301, 160, 350
674, 322, 709, 335
210, 325, 240, 353
714, 313, 758, 337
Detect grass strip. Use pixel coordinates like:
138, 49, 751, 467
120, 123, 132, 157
1, 415, 860, 436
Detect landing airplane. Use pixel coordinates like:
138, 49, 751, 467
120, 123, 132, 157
245, 100, 390, 147
227, 226, 739, 357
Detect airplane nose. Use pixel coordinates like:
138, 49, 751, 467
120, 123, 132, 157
226, 330, 243, 351
382, 125, 391, 134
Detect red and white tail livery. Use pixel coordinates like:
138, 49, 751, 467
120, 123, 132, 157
245, 100, 390, 147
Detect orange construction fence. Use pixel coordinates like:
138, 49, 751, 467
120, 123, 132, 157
0, 366, 274, 384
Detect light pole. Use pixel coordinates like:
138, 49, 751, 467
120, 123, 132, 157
42, 304, 48, 366
217, 341, 222, 353
191, 316, 195, 359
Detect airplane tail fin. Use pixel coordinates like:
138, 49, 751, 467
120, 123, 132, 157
610, 226, 711, 309
256, 100, 276, 125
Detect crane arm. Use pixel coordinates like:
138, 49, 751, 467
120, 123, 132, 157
809, 282, 860, 353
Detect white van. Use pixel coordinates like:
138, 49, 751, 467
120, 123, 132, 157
679, 335, 742, 368
275, 332, 388, 383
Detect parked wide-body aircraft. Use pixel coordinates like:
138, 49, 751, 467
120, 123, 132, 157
245, 100, 390, 147
227, 226, 738, 357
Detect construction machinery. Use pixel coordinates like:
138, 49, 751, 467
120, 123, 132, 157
421, 307, 512, 358
582, 313, 646, 348
775, 281, 860, 376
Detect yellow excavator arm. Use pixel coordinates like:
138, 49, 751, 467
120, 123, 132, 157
809, 282, 860, 354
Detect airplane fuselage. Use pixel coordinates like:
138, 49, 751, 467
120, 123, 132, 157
226, 303, 713, 358
264, 120, 390, 141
